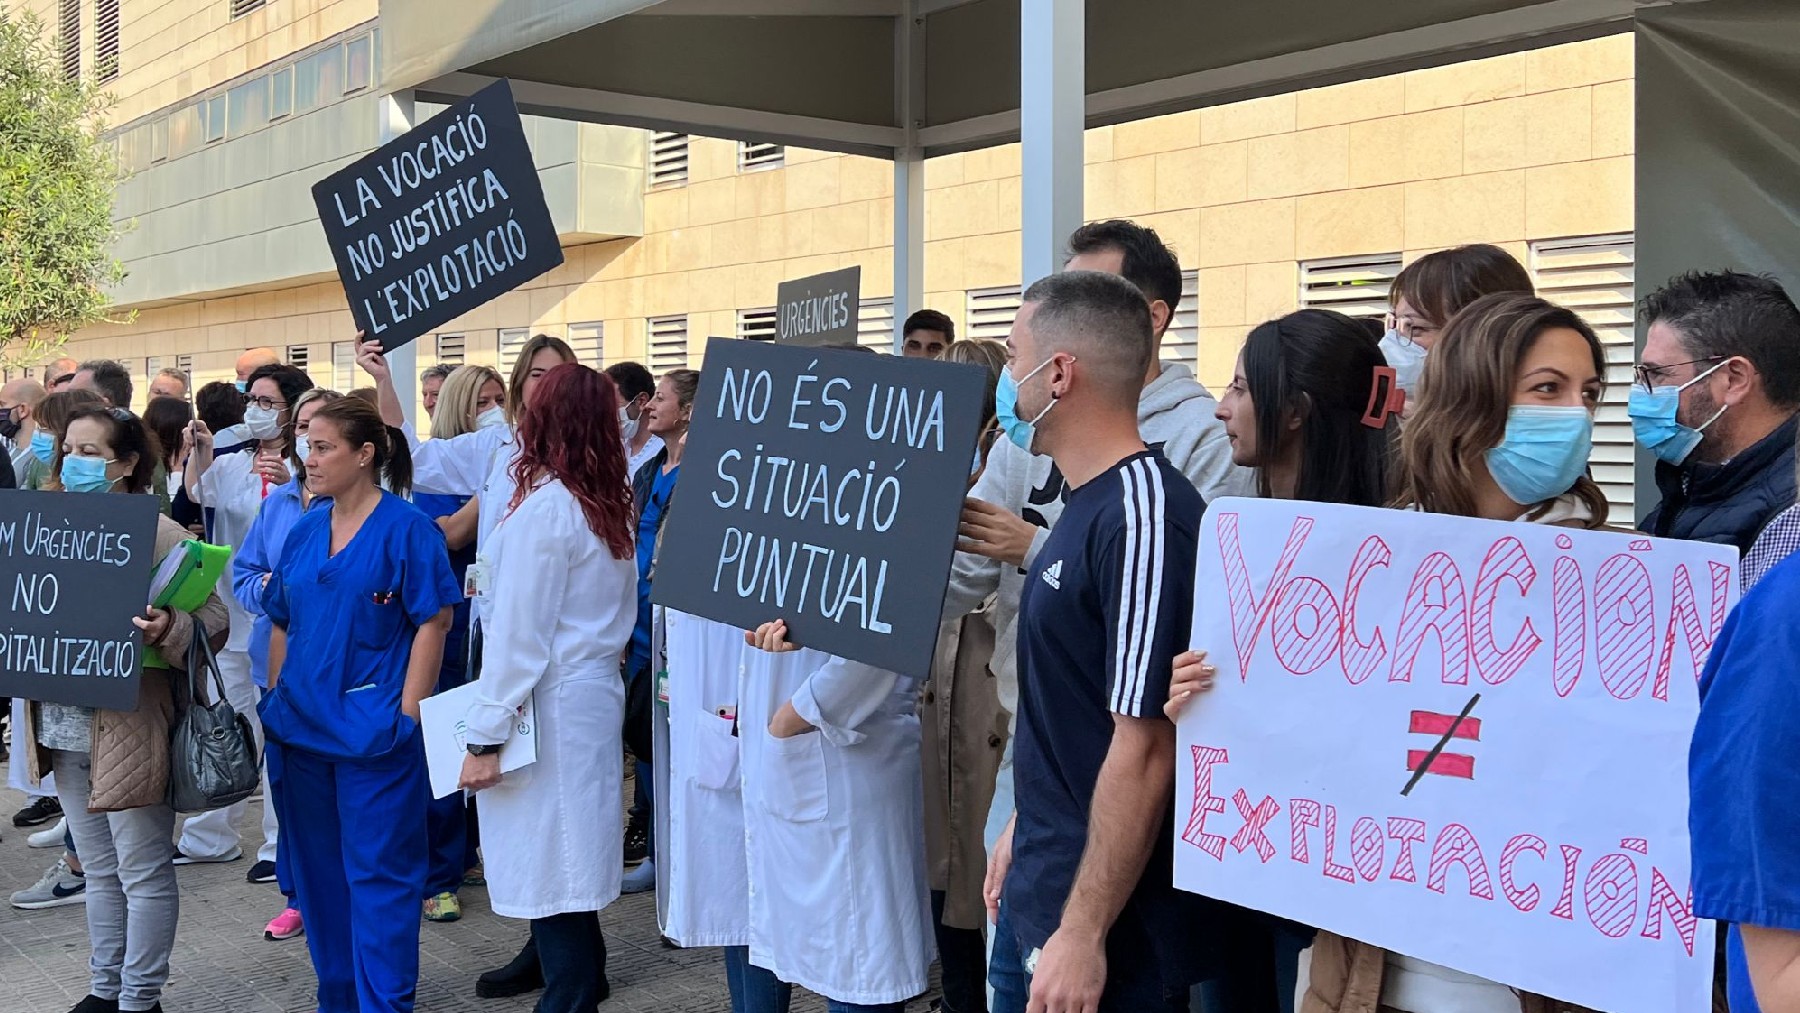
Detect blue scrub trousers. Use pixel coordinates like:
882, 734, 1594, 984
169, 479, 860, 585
424, 659, 477, 898
262, 735, 297, 903
271, 736, 429, 1013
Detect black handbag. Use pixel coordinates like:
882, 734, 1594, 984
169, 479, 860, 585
167, 626, 261, 814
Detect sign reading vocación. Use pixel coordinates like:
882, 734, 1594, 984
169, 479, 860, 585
1173, 499, 1731, 1013
651, 338, 987, 679
312, 79, 563, 350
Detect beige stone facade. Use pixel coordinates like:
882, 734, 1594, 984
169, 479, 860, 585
11, 5, 1634, 427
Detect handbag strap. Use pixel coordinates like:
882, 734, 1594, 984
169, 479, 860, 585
184, 615, 230, 708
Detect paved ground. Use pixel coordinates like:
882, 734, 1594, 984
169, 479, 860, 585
0, 776, 939, 1012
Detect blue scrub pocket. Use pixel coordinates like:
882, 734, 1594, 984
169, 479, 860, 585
352, 588, 406, 651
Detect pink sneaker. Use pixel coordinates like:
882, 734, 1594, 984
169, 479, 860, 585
264, 907, 304, 941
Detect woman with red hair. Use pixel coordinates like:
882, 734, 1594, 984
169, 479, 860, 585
455, 363, 639, 1012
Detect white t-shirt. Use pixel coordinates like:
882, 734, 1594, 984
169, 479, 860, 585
627, 433, 665, 480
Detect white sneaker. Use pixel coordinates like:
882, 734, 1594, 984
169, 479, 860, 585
10, 856, 86, 909
27, 818, 67, 849
621, 857, 655, 895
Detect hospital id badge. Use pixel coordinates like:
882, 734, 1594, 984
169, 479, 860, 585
465, 558, 490, 599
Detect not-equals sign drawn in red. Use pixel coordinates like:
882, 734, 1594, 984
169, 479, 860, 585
1400, 692, 1482, 797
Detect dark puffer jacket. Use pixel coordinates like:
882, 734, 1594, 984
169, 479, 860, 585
1642, 413, 1798, 555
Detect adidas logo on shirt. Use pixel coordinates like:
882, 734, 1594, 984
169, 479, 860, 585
1041, 559, 1063, 591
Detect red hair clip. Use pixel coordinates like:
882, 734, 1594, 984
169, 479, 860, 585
1362, 365, 1405, 429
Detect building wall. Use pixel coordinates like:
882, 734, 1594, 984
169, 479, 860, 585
48, 33, 1634, 412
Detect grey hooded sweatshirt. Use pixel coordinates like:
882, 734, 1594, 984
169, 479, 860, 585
943, 360, 1253, 714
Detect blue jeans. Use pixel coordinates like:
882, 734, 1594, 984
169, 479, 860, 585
988, 902, 1028, 1013
721, 947, 903, 1013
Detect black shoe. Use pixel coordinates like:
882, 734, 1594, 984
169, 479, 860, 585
246, 860, 278, 884
623, 813, 648, 867
14, 796, 61, 828
66, 996, 118, 1013
475, 938, 543, 999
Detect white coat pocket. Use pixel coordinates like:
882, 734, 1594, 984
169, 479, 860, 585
693, 711, 741, 792
760, 730, 828, 823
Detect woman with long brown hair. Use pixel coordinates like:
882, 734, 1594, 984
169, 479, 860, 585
456, 363, 638, 1011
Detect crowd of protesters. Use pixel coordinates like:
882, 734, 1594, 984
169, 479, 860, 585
1, 216, 1797, 1013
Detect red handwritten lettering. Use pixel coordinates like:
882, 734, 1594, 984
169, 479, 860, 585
1391, 552, 1470, 685
1350, 816, 1385, 883
1339, 536, 1391, 685
1181, 745, 1230, 860
1594, 554, 1656, 700
1499, 833, 1547, 912
1584, 852, 1640, 938
1290, 798, 1321, 864
1551, 844, 1582, 920
1386, 817, 1427, 883
1218, 514, 1313, 680
1426, 823, 1495, 900
1230, 790, 1281, 863
1641, 867, 1698, 956
1322, 805, 1355, 884
1551, 556, 1585, 697
1470, 536, 1542, 686
1271, 577, 1343, 675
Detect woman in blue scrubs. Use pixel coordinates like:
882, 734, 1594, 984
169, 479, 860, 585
259, 397, 462, 1013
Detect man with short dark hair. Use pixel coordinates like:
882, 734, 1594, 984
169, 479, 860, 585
605, 361, 662, 477
420, 363, 456, 419
70, 360, 133, 409
150, 368, 190, 401
902, 309, 956, 358
988, 271, 1204, 1011
1634, 270, 1800, 556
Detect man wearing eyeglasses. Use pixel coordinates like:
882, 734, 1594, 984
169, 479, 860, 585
1632, 269, 1800, 559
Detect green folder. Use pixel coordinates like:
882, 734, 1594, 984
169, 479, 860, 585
143, 540, 233, 670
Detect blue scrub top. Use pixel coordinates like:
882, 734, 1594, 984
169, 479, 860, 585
414, 490, 474, 685
260, 491, 463, 761
628, 464, 678, 675
1690, 553, 1800, 1013
232, 477, 321, 689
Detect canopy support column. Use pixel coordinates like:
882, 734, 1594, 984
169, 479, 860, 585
1020, 0, 1083, 288
893, 3, 926, 353
377, 90, 419, 424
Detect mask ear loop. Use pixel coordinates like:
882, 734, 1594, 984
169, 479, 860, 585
1362, 365, 1405, 429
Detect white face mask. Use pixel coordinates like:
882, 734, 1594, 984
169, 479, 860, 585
292, 435, 310, 465
476, 406, 507, 430
618, 405, 639, 443
1379, 329, 1428, 392
243, 404, 283, 440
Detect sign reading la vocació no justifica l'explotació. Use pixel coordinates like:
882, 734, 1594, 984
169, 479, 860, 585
312, 78, 563, 351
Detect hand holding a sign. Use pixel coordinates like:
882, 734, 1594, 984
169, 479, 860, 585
1164, 650, 1217, 719
132, 606, 172, 646
255, 448, 291, 487
958, 498, 1038, 568
745, 621, 816, 739
354, 332, 390, 382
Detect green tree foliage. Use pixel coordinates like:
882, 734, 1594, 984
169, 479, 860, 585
0, 11, 127, 370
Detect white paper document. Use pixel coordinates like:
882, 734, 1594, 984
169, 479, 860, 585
419, 683, 537, 799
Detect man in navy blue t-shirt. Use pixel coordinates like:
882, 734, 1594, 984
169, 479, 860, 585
987, 270, 1207, 1012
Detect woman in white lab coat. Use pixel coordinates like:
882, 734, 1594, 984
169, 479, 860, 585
457, 363, 638, 1013
738, 620, 934, 1013
660, 610, 752, 950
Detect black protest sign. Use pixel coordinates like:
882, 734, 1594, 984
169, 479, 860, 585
0, 491, 161, 711
775, 266, 861, 347
652, 338, 988, 679
312, 79, 563, 351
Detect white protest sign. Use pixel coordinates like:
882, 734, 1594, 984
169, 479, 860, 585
1174, 498, 1732, 1013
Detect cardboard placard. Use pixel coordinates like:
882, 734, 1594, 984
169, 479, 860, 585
312, 79, 563, 350
1173, 498, 1728, 1013
0, 490, 161, 711
650, 338, 986, 678
774, 266, 861, 347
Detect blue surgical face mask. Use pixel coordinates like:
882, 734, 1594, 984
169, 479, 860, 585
60, 454, 117, 494
1485, 405, 1594, 507
1627, 360, 1729, 466
235, 380, 249, 393
994, 357, 1059, 452
1379, 329, 1428, 392
29, 430, 55, 463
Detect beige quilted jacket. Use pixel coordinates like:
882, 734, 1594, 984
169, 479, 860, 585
27, 513, 231, 812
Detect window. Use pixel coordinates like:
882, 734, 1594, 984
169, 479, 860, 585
435, 333, 465, 367
228, 80, 269, 136
145, 356, 163, 381
167, 105, 204, 159
858, 298, 895, 353
735, 308, 777, 342
231, 0, 268, 18
58, 0, 79, 81
651, 132, 689, 188
648, 316, 690, 373
344, 35, 373, 94
149, 117, 168, 163
1161, 270, 1201, 366
270, 67, 293, 120
738, 140, 785, 173
286, 345, 310, 371
332, 341, 355, 391
293, 46, 343, 116
205, 95, 227, 144
96, 0, 119, 82
1531, 233, 1637, 515
498, 328, 531, 375
568, 322, 604, 367
965, 285, 1023, 341
1298, 254, 1402, 319
176, 354, 194, 374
